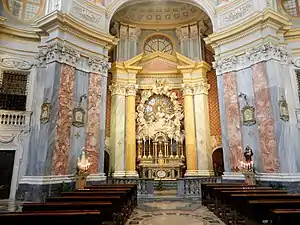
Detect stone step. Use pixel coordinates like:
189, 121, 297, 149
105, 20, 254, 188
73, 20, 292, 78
154, 180, 178, 190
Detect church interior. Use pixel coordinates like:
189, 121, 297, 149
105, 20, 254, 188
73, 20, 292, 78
0, 0, 300, 224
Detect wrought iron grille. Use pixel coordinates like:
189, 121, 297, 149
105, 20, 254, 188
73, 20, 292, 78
0, 71, 28, 111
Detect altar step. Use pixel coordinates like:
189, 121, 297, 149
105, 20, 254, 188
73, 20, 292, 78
154, 180, 177, 190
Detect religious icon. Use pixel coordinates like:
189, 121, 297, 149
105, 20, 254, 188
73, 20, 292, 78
244, 145, 253, 163
239, 92, 256, 126
72, 107, 85, 127
279, 96, 289, 121
40, 102, 50, 124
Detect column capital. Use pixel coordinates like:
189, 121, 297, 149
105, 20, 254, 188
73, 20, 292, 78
182, 83, 194, 96
126, 84, 138, 96
109, 82, 126, 96
88, 57, 110, 75
193, 80, 211, 95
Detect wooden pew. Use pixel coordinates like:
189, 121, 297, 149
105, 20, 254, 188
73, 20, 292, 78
21, 201, 122, 225
0, 210, 102, 225
271, 209, 300, 225
245, 199, 300, 225
201, 183, 249, 206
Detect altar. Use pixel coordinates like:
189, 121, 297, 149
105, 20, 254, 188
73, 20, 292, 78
136, 80, 186, 180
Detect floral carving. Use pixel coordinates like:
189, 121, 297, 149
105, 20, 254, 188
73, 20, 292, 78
72, 2, 103, 24
88, 57, 109, 74
222, 3, 252, 25
0, 57, 33, 70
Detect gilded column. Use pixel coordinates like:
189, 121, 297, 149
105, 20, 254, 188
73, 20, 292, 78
125, 84, 138, 177
193, 73, 213, 175
182, 84, 197, 175
109, 82, 126, 177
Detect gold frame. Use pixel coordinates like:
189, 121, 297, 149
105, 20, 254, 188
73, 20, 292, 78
72, 107, 86, 128
40, 102, 50, 124
279, 98, 289, 121
241, 105, 256, 126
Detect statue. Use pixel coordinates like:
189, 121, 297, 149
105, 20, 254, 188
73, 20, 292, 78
75, 147, 91, 189
244, 145, 253, 163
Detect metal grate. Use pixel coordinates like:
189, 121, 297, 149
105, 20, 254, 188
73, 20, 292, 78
283, 0, 300, 16
0, 71, 28, 111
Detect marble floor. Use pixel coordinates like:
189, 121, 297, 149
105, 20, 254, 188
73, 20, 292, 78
127, 199, 224, 225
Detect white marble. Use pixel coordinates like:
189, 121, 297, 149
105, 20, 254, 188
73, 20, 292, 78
110, 94, 126, 176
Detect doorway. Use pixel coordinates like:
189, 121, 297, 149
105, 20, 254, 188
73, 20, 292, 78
0, 151, 15, 199
212, 148, 224, 177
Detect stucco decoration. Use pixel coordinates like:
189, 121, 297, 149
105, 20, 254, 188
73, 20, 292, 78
292, 58, 300, 68
220, 1, 253, 26
0, 57, 34, 70
136, 79, 184, 142
72, 1, 103, 24
113, 1, 211, 29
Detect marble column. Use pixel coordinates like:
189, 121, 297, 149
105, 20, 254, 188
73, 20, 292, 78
182, 84, 197, 175
193, 77, 213, 176
109, 83, 126, 177
52, 64, 75, 175
84, 72, 102, 174
252, 62, 279, 172
223, 72, 244, 171
125, 84, 138, 177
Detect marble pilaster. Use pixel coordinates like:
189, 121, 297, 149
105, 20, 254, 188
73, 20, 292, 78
252, 62, 280, 173
52, 64, 75, 175
223, 72, 244, 171
84, 72, 102, 174
109, 83, 126, 177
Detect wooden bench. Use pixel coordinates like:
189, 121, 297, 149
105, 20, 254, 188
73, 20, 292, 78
0, 210, 102, 225
271, 209, 300, 225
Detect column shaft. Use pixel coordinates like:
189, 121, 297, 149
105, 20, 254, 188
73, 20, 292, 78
125, 84, 138, 177
182, 85, 197, 174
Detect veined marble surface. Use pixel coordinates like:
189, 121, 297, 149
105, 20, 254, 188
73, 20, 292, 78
126, 200, 224, 225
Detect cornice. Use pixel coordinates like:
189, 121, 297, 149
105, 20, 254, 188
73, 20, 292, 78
0, 23, 40, 41
205, 9, 291, 48
284, 28, 300, 41
34, 11, 118, 48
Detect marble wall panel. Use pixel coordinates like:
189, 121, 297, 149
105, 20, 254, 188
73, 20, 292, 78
236, 68, 262, 172
26, 62, 61, 176
52, 64, 75, 175
69, 70, 88, 174
85, 72, 102, 174
252, 62, 279, 173
99, 75, 108, 174
216, 75, 230, 172
266, 60, 300, 173
223, 72, 244, 171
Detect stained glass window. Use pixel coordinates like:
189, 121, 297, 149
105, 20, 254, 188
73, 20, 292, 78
144, 35, 173, 55
0, 71, 28, 111
282, 0, 300, 16
4, 0, 44, 22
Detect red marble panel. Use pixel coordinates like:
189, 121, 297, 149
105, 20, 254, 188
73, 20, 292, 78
252, 62, 279, 173
52, 64, 75, 175
223, 72, 244, 171
85, 72, 102, 174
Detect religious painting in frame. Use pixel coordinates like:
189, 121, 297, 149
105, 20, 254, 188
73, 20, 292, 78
241, 105, 256, 126
279, 98, 289, 122
72, 107, 85, 127
40, 102, 51, 124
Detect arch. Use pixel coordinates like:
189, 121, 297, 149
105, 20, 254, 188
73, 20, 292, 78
106, 0, 216, 32
212, 147, 224, 176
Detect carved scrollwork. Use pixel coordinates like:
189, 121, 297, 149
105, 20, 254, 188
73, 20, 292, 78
193, 80, 211, 95
181, 84, 194, 96
292, 58, 300, 68
109, 82, 126, 95
72, 1, 103, 24
88, 57, 109, 74
0, 135, 15, 144
0, 57, 34, 70
126, 84, 138, 96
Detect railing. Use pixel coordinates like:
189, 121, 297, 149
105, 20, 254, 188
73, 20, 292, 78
107, 178, 154, 198
177, 177, 222, 198
0, 110, 32, 131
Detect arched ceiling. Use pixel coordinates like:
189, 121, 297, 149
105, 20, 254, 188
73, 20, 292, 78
113, 1, 211, 29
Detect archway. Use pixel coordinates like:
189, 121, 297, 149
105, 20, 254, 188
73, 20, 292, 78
212, 148, 224, 177
104, 150, 110, 176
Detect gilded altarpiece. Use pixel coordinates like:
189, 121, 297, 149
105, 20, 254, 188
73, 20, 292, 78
136, 80, 185, 180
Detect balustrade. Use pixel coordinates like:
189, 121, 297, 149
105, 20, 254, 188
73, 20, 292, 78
0, 110, 32, 131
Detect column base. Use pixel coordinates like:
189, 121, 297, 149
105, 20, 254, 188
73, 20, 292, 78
113, 171, 126, 177
184, 170, 214, 177
222, 172, 245, 181
125, 171, 139, 177
87, 173, 106, 182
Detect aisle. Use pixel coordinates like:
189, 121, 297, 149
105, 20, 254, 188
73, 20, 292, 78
126, 199, 224, 225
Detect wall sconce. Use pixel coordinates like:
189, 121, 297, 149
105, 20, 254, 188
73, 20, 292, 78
72, 94, 87, 128
279, 95, 289, 122
40, 98, 50, 124
239, 92, 256, 126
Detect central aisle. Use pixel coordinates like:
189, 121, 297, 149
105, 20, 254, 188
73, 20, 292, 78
126, 199, 224, 225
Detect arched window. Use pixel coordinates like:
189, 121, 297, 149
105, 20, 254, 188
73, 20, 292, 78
4, 0, 45, 22
144, 35, 173, 55
282, 0, 300, 17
